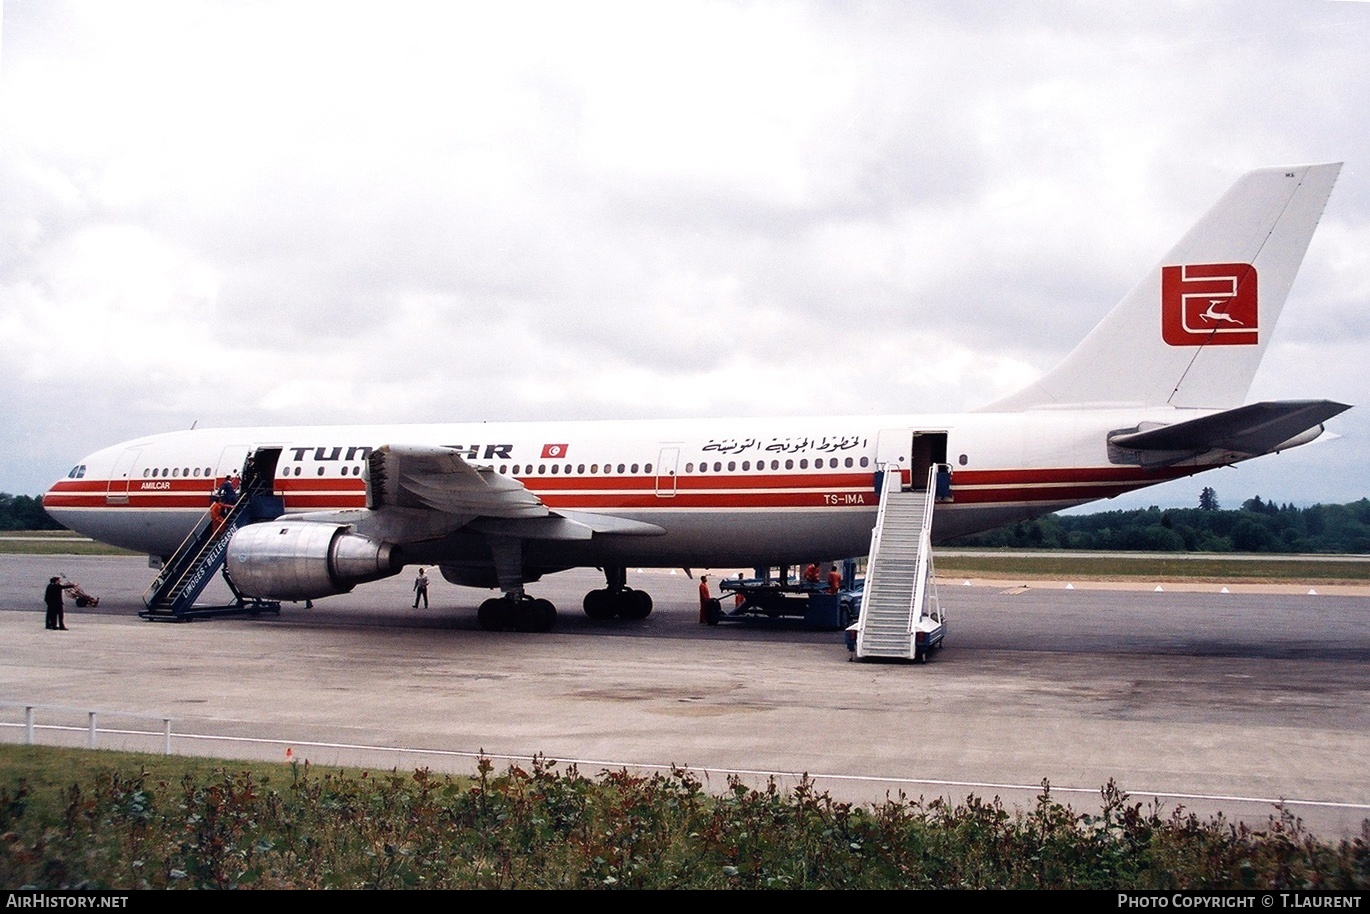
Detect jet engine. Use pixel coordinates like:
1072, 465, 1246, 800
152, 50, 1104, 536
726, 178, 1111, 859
226, 522, 403, 601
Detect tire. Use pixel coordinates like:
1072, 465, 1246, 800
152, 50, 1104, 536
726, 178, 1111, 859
583, 589, 615, 620
616, 588, 652, 620
521, 598, 556, 633
706, 598, 722, 625
477, 598, 508, 631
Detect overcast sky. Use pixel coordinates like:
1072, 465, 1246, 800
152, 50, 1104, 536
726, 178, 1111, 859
2, 0, 1367, 513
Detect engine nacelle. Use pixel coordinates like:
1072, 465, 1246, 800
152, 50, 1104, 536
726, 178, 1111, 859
226, 522, 403, 601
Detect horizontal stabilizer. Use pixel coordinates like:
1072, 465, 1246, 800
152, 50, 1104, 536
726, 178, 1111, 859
1108, 400, 1349, 467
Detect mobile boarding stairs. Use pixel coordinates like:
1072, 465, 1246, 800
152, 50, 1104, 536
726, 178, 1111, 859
140, 468, 284, 621
848, 463, 949, 662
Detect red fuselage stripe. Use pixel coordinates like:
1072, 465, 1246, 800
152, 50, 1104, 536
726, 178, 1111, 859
44, 464, 1189, 513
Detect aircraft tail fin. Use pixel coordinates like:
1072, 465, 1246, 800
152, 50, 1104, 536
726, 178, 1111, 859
985, 163, 1340, 411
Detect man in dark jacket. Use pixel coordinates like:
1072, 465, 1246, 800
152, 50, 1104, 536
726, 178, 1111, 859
45, 576, 72, 630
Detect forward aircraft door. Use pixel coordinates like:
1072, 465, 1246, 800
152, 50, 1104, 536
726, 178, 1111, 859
215, 445, 250, 481
105, 448, 142, 505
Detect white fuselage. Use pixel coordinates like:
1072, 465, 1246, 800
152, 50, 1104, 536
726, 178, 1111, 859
44, 408, 1212, 569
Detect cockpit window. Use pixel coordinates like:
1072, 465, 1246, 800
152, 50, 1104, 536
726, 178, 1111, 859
67, 465, 87, 479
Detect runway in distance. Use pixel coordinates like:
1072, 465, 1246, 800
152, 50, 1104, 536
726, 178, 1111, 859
43, 164, 1350, 630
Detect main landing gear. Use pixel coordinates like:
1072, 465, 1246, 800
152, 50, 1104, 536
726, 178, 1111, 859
477, 593, 557, 633
582, 566, 653, 621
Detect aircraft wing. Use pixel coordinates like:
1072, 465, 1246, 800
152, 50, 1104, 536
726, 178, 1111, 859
1108, 400, 1350, 467
366, 444, 664, 539
369, 443, 548, 517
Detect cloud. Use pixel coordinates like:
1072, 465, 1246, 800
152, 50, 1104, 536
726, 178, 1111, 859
2, 0, 1367, 508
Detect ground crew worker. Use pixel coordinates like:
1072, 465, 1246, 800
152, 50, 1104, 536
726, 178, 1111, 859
804, 563, 821, 585
44, 576, 73, 630
209, 498, 229, 534
413, 568, 429, 608
827, 566, 843, 594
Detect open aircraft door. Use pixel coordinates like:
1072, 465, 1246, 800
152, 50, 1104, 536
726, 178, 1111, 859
215, 445, 251, 482
875, 430, 948, 491
875, 429, 912, 487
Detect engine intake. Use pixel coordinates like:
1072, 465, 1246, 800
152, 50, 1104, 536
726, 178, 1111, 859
226, 522, 403, 601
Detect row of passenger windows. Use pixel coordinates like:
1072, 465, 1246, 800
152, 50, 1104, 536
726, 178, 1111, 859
144, 466, 213, 478
139, 457, 871, 481
686, 456, 868, 472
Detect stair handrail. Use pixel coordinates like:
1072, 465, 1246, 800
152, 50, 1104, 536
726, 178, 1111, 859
143, 511, 212, 606
142, 471, 269, 608
853, 463, 903, 651
905, 463, 944, 635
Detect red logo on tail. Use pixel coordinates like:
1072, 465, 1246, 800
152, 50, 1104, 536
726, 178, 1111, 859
1161, 263, 1259, 346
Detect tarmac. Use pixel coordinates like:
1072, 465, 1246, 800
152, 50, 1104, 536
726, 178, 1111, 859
2, 553, 1368, 837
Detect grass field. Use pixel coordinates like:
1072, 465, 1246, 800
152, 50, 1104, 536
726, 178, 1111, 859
935, 552, 1370, 583
0, 532, 136, 556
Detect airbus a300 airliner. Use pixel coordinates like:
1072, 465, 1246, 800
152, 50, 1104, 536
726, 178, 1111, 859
43, 164, 1350, 630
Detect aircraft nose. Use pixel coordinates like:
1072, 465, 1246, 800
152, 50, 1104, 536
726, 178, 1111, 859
42, 456, 94, 518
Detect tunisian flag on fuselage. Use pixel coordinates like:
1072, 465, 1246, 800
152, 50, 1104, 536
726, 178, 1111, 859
540, 443, 569, 459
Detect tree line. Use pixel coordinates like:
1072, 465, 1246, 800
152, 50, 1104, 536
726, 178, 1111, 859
949, 490, 1370, 554
0, 493, 62, 531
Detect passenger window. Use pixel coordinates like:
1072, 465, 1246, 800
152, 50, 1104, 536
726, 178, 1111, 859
616, 464, 625, 474
742, 461, 750, 471
727, 461, 735, 472
630, 464, 639, 473
799, 459, 808, 469
785, 460, 793, 470
685, 463, 693, 473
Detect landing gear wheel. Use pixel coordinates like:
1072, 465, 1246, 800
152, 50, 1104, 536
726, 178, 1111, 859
615, 588, 652, 620
478, 598, 510, 631
583, 589, 615, 620
519, 598, 557, 633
